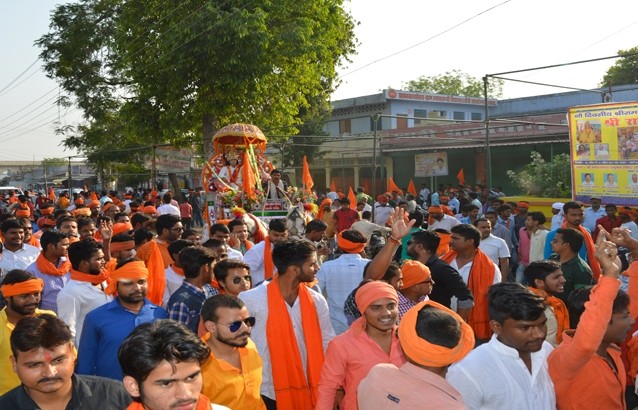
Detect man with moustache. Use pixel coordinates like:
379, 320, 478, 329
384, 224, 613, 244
447, 282, 556, 409
0, 270, 56, 395
77, 259, 167, 380
200, 295, 265, 409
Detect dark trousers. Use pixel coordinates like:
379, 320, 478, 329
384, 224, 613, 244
261, 395, 276, 410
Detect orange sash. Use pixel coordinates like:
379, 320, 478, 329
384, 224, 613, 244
529, 287, 569, 344
263, 237, 275, 280
144, 240, 167, 305
70, 268, 109, 286
266, 279, 324, 409
126, 394, 211, 410
171, 264, 185, 276
441, 249, 495, 339
28, 236, 40, 248
35, 253, 71, 276
561, 222, 602, 281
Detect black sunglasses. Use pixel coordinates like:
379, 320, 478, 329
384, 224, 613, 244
218, 317, 256, 332
232, 275, 252, 285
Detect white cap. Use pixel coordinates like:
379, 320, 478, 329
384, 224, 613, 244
552, 202, 564, 210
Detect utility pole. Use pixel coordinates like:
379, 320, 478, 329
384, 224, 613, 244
483, 76, 492, 189
372, 113, 380, 220
151, 145, 157, 190
67, 157, 73, 193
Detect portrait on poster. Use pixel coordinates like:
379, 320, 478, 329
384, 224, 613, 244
603, 173, 618, 188
629, 172, 638, 188
581, 173, 595, 187
576, 120, 601, 144
576, 144, 590, 159
618, 126, 638, 159
415, 152, 449, 177
594, 143, 609, 159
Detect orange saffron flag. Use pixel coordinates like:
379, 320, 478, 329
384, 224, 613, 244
242, 151, 257, 198
407, 179, 417, 196
387, 177, 403, 195
302, 156, 314, 191
330, 179, 337, 192
457, 168, 465, 185
348, 187, 357, 209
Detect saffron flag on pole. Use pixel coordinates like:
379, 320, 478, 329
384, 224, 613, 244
456, 168, 465, 185
407, 179, 417, 196
302, 156, 314, 191
242, 151, 257, 199
348, 187, 357, 210
387, 177, 403, 195
330, 179, 337, 193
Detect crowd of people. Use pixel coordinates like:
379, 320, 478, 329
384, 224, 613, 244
0, 183, 638, 409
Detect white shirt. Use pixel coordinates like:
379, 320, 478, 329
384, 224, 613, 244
0, 244, 40, 279
529, 229, 549, 263
622, 221, 638, 241
447, 334, 556, 410
551, 213, 564, 230
156, 203, 181, 216
373, 203, 393, 225
428, 214, 461, 232
226, 247, 244, 261
478, 234, 511, 264
56, 279, 113, 347
163, 265, 184, 307
316, 253, 370, 335
243, 240, 272, 285
583, 207, 606, 232
239, 282, 335, 400
326, 191, 339, 201
448, 257, 501, 312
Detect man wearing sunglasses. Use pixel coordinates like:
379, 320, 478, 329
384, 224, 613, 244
213, 259, 252, 298
200, 294, 265, 409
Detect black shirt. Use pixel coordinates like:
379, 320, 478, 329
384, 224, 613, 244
0, 374, 132, 409
425, 255, 474, 309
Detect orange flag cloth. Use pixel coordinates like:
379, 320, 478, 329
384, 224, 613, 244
242, 150, 257, 199
387, 177, 403, 195
457, 168, 465, 185
348, 187, 357, 210
407, 179, 417, 196
302, 156, 314, 191
330, 179, 337, 193
266, 279, 324, 408
441, 249, 495, 339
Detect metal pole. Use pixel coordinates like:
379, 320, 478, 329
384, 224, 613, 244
483, 76, 492, 189
151, 145, 157, 190
67, 157, 72, 192
372, 114, 380, 220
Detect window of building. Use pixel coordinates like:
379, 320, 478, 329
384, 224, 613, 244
453, 111, 465, 120
396, 114, 408, 129
339, 119, 351, 134
414, 109, 428, 127
370, 116, 383, 131
471, 112, 482, 121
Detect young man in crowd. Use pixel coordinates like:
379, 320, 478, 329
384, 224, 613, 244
243, 219, 288, 285
475, 218, 510, 278
26, 231, 70, 312
213, 259, 252, 298
549, 228, 594, 304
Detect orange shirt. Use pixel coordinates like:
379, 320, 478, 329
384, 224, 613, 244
548, 276, 625, 409
136, 240, 172, 269
200, 336, 265, 410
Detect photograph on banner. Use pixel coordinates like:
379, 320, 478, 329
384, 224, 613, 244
415, 152, 448, 177
569, 101, 638, 206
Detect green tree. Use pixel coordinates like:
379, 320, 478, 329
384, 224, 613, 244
506, 151, 571, 197
36, 0, 356, 187
600, 46, 638, 87
402, 69, 504, 98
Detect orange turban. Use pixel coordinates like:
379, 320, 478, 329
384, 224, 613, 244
74, 197, 85, 205
88, 200, 101, 209
1, 278, 44, 297
337, 231, 366, 254
516, 201, 530, 209
428, 206, 443, 213
113, 222, 133, 235
110, 240, 135, 252
355, 281, 398, 315
102, 202, 115, 214
401, 260, 431, 289
142, 205, 157, 215
105, 260, 149, 295
15, 209, 30, 218
398, 300, 475, 367
39, 206, 54, 215
73, 208, 91, 217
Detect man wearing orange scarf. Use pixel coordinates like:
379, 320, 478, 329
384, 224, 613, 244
239, 239, 335, 410
358, 300, 475, 409
441, 224, 502, 341
243, 219, 288, 285
56, 239, 112, 346
524, 260, 569, 346
77, 260, 167, 380
25, 231, 71, 313
119, 320, 229, 410
544, 201, 603, 280
163, 239, 195, 305
0, 271, 55, 395
316, 281, 405, 410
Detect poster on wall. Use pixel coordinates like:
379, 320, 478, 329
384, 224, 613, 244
569, 102, 638, 205
415, 152, 448, 177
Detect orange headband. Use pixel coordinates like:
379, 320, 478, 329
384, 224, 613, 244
337, 231, 366, 254
110, 241, 135, 252
428, 206, 443, 213
142, 205, 157, 215
113, 222, 134, 235
102, 202, 115, 214
105, 260, 148, 295
73, 208, 91, 217
15, 209, 30, 218
321, 198, 332, 206
517, 201, 529, 208
88, 200, 101, 209
398, 300, 474, 367
355, 281, 398, 314
401, 260, 431, 289
40, 207, 54, 215
1, 278, 44, 297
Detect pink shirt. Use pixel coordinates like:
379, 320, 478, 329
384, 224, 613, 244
518, 227, 531, 265
179, 202, 193, 219
316, 322, 405, 410
358, 362, 466, 409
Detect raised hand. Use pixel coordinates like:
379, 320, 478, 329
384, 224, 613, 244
390, 207, 416, 240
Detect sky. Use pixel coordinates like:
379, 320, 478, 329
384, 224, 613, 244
1, 0, 637, 160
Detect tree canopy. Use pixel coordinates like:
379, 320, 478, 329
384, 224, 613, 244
402, 69, 504, 98
600, 46, 638, 88
36, 0, 356, 170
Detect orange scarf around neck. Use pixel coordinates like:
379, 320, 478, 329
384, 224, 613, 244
529, 287, 570, 344
266, 279, 324, 409
126, 394, 211, 410
144, 240, 167, 305
35, 253, 71, 276
561, 222, 602, 281
263, 236, 275, 280
171, 264, 184, 276
441, 248, 495, 339
70, 268, 109, 286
